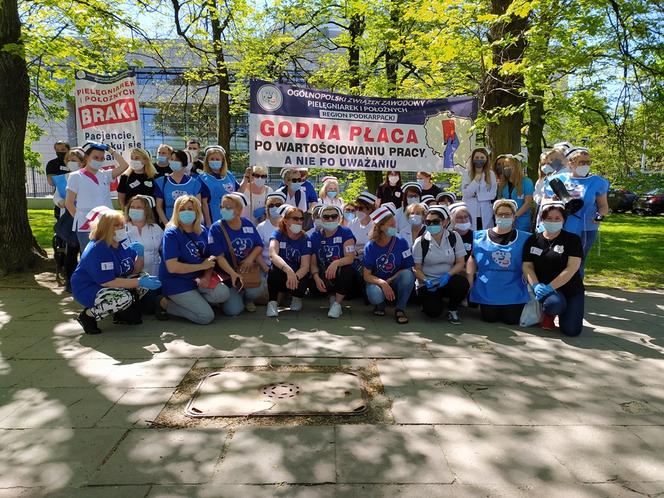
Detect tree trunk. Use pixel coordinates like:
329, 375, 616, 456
526, 90, 545, 181
209, 0, 231, 165
482, 0, 528, 161
0, 0, 43, 275
348, 13, 365, 92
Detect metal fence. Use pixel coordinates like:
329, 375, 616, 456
26, 169, 53, 197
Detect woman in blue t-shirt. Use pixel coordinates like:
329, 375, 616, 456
209, 192, 266, 316
157, 195, 230, 324
467, 199, 531, 324
154, 150, 203, 225
71, 209, 161, 335
266, 206, 313, 317
363, 202, 416, 324
198, 145, 240, 226
498, 155, 534, 231
310, 205, 357, 319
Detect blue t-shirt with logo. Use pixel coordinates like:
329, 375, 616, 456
310, 226, 355, 269
270, 230, 313, 271
209, 218, 263, 264
159, 225, 210, 296
72, 239, 137, 308
363, 236, 414, 280
501, 178, 535, 231
198, 171, 240, 223
154, 175, 203, 220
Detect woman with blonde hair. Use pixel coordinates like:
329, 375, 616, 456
157, 195, 230, 324
363, 203, 416, 324
239, 164, 273, 224
125, 195, 163, 277
399, 201, 428, 247
318, 176, 344, 207
71, 209, 160, 334
117, 148, 157, 208
534, 148, 567, 206
461, 147, 497, 230
266, 206, 313, 317
197, 145, 240, 226
497, 154, 534, 231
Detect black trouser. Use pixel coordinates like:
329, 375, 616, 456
479, 303, 525, 325
418, 274, 470, 317
268, 266, 310, 301
321, 265, 355, 297
65, 244, 79, 281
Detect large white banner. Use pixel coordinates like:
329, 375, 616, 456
249, 80, 478, 172
74, 69, 143, 165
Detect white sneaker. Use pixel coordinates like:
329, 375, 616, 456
266, 301, 278, 317
245, 301, 256, 313
329, 295, 336, 307
328, 302, 343, 319
290, 297, 303, 311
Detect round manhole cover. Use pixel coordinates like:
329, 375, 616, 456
261, 382, 301, 400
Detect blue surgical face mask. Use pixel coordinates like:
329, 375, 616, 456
387, 227, 398, 237
406, 196, 420, 205
344, 212, 356, 222
322, 221, 339, 231
128, 208, 145, 222
427, 225, 442, 235
209, 160, 222, 171
495, 218, 514, 229
417, 179, 426, 188
541, 221, 563, 233
269, 206, 281, 218
289, 223, 303, 234
409, 214, 422, 226
221, 208, 235, 221
157, 155, 169, 165
290, 182, 303, 191
541, 164, 554, 175
179, 210, 196, 224
327, 191, 338, 198
89, 160, 104, 170
254, 178, 266, 188
170, 161, 183, 172
314, 219, 323, 230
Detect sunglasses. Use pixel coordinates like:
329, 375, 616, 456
425, 219, 443, 226
252, 173, 268, 178
322, 214, 339, 220
268, 203, 283, 209
290, 178, 303, 182
345, 209, 356, 213
289, 216, 305, 222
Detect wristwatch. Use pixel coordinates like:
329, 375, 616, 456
594, 214, 604, 222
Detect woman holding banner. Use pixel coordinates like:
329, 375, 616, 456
65, 142, 129, 252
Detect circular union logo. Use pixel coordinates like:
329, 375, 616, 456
257, 84, 283, 112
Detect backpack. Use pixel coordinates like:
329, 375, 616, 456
421, 231, 457, 263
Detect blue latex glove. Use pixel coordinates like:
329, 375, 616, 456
138, 275, 161, 290
130, 242, 145, 257
253, 207, 266, 219
424, 278, 437, 290
438, 273, 451, 288
541, 284, 555, 297
533, 283, 554, 301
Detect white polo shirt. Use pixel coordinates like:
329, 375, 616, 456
412, 229, 466, 285
66, 169, 114, 231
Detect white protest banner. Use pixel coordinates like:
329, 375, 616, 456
74, 69, 143, 166
249, 80, 478, 172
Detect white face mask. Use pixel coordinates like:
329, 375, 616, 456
455, 222, 472, 232
67, 161, 80, 171
575, 165, 590, 177
113, 227, 128, 242
388, 175, 399, 186
129, 160, 144, 171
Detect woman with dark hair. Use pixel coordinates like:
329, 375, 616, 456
375, 171, 403, 208
154, 149, 203, 226
523, 201, 585, 336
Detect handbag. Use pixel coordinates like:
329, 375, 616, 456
184, 231, 224, 289
219, 221, 262, 289
520, 285, 542, 327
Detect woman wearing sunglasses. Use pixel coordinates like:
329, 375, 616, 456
257, 192, 286, 269
310, 206, 357, 318
239, 165, 273, 224
266, 206, 313, 317
413, 205, 470, 325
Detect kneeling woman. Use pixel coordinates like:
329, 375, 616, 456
413, 206, 470, 324
363, 203, 416, 324
522, 201, 585, 336
267, 206, 313, 317
310, 205, 357, 318
72, 209, 161, 334
467, 199, 530, 324
158, 195, 230, 324
209, 192, 266, 316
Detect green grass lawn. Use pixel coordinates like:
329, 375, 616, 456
27, 210, 664, 290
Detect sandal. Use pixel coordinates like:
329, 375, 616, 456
395, 309, 409, 324
373, 306, 386, 317
156, 298, 170, 321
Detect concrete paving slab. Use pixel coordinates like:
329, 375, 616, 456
212, 426, 335, 484
95, 358, 196, 389
96, 387, 175, 428
336, 425, 453, 484
92, 428, 228, 485
0, 360, 51, 388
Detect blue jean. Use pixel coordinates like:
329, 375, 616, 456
541, 291, 585, 337
76, 230, 91, 253
366, 270, 416, 311
222, 278, 267, 316
166, 285, 230, 324
581, 229, 599, 260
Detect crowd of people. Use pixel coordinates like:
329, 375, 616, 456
45, 139, 609, 337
